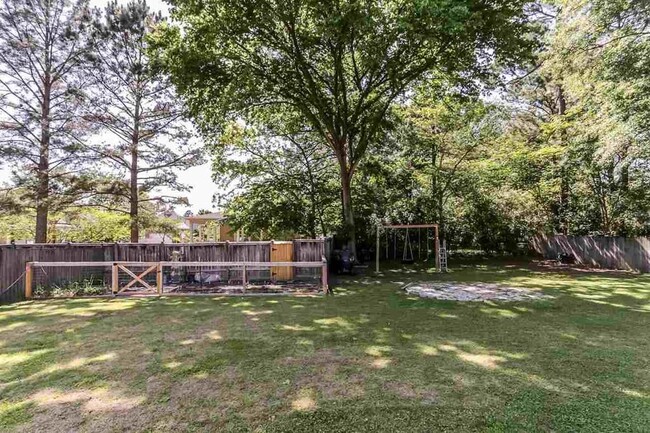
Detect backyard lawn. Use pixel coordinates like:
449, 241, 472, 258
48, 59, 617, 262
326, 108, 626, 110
1, 260, 649, 432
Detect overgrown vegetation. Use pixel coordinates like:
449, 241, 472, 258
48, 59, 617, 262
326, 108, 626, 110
1, 262, 648, 432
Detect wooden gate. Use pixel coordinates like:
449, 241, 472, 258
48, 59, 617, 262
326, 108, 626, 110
271, 241, 293, 281
112, 263, 162, 295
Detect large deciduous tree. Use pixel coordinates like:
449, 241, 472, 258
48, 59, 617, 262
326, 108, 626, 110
152, 0, 535, 253
0, 0, 96, 242
89, 0, 202, 242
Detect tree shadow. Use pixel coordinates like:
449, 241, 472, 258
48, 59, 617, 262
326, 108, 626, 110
1, 260, 649, 431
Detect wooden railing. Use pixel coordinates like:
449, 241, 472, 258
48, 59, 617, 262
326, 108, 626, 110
25, 258, 329, 298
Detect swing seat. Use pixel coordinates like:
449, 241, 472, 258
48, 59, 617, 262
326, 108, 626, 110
401, 228, 415, 264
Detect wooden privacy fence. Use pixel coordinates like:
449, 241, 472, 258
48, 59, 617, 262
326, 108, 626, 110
0, 239, 326, 303
531, 234, 650, 273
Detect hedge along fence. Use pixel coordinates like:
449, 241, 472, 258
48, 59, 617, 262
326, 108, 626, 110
0, 240, 326, 303
531, 234, 650, 273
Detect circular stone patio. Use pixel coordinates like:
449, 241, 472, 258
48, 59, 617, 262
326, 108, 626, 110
403, 282, 549, 302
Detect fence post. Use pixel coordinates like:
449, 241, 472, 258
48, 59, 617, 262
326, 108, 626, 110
435, 226, 441, 272
376, 225, 380, 273
242, 264, 247, 288
25, 262, 33, 299
112, 263, 119, 295
270, 240, 276, 282
156, 262, 163, 296
321, 256, 329, 294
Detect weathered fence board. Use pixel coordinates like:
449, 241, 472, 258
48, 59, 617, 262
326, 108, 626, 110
0, 240, 326, 303
531, 234, 650, 273
294, 239, 326, 279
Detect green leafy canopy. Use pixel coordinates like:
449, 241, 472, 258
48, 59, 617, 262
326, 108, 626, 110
151, 0, 537, 250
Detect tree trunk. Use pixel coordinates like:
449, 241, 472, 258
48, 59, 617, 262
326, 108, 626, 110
620, 163, 629, 191
130, 146, 139, 242
332, 137, 357, 255
596, 174, 610, 234
130, 96, 141, 243
35, 79, 52, 243
556, 84, 566, 116
430, 135, 447, 244
558, 173, 569, 235
35, 175, 49, 243
340, 166, 356, 256
304, 154, 319, 238
437, 192, 445, 243
556, 85, 569, 235
308, 197, 317, 239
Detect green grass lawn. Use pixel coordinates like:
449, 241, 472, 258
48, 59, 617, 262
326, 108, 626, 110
1, 260, 649, 432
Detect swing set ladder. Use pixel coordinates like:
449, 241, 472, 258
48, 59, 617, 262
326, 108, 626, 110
439, 240, 448, 272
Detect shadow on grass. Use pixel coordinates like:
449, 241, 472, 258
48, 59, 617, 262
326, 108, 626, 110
0, 260, 649, 432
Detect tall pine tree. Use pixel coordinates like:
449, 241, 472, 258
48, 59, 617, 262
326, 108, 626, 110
0, 0, 96, 242
89, 0, 202, 242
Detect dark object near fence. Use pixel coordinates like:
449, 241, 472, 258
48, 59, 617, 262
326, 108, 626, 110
558, 252, 576, 264
331, 248, 355, 274
356, 247, 373, 264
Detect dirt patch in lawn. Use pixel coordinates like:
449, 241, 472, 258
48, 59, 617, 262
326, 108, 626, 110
18, 388, 152, 433
282, 349, 366, 400
164, 315, 228, 346
385, 381, 438, 404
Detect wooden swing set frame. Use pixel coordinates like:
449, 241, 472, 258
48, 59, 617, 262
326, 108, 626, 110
375, 224, 440, 273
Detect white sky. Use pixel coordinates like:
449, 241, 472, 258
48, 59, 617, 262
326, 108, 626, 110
0, 0, 219, 214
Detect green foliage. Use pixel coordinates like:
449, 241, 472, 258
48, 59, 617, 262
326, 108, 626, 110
34, 277, 108, 298
0, 0, 100, 242
61, 210, 131, 242
210, 117, 341, 238
201, 0, 650, 248
226, 184, 330, 240
3, 0, 649, 251
0, 208, 179, 243
154, 0, 534, 130
152, 0, 536, 249
0, 214, 35, 243
503, 0, 650, 236
89, 0, 203, 241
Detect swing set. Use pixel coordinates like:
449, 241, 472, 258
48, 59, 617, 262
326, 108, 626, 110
375, 224, 441, 272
